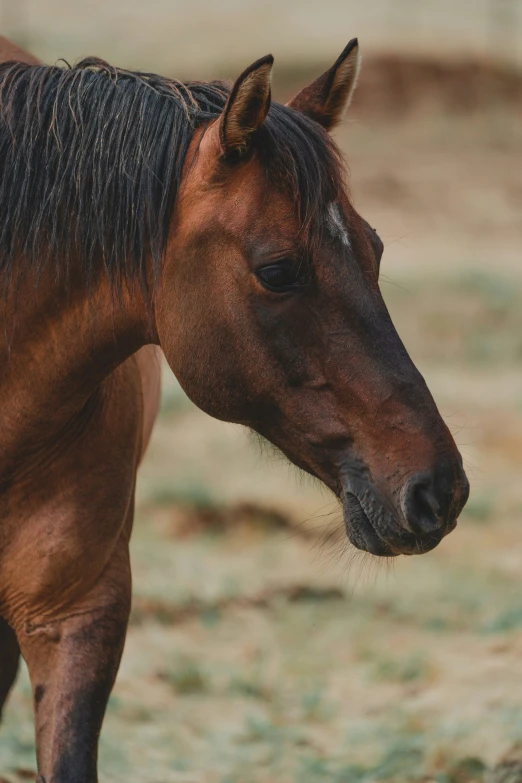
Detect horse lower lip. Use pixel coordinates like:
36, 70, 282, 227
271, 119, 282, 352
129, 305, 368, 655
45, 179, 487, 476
343, 492, 396, 556
343, 490, 445, 557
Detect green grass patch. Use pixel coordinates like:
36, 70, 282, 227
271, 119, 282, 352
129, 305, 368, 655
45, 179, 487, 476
159, 379, 193, 416
383, 270, 522, 367
484, 605, 522, 634
462, 492, 496, 524
147, 479, 216, 509
159, 657, 210, 695
366, 651, 433, 684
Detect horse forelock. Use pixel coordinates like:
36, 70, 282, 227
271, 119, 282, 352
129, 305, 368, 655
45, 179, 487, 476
0, 58, 346, 297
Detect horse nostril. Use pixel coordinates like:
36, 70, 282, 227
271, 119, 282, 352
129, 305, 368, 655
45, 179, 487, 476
401, 474, 443, 535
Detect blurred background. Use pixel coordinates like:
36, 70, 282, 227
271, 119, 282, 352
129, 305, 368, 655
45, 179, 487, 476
1, 1, 522, 782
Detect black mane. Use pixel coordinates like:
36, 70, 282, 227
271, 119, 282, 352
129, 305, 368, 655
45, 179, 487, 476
0, 58, 344, 295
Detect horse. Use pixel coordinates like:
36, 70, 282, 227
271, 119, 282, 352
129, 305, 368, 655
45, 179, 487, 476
0, 35, 468, 781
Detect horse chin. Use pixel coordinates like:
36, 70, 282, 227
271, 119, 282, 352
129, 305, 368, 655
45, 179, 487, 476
342, 491, 445, 557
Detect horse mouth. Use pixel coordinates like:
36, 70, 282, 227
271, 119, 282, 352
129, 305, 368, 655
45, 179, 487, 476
343, 491, 445, 557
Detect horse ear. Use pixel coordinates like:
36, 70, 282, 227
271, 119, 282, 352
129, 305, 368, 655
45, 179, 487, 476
219, 54, 273, 157
287, 39, 361, 130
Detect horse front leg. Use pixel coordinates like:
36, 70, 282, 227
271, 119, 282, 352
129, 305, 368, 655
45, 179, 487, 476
0, 615, 20, 721
18, 540, 131, 783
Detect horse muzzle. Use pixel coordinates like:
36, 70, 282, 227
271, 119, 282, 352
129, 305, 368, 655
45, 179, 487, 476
342, 461, 469, 557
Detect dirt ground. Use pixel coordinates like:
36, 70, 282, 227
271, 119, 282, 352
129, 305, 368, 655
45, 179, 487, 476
1, 34, 522, 783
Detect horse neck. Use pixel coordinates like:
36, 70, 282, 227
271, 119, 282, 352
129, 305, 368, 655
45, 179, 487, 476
0, 268, 156, 468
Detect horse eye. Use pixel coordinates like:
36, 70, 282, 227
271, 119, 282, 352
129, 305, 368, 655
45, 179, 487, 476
256, 261, 307, 293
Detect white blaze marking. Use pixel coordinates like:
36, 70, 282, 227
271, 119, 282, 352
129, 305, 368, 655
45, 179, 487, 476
327, 202, 351, 248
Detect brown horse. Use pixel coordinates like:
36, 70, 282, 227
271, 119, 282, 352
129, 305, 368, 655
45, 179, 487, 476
0, 35, 468, 781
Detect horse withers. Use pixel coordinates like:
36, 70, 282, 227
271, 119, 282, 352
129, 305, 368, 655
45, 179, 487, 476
0, 36, 468, 781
